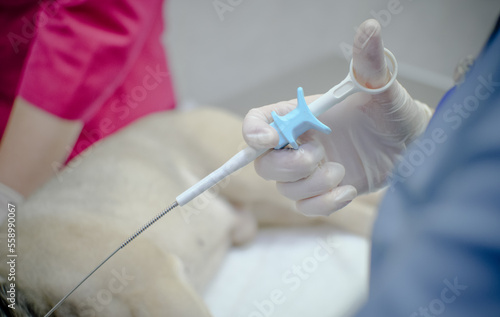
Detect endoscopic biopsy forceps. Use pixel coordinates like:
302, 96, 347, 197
44, 48, 398, 316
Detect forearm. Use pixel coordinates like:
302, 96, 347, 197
0, 97, 83, 197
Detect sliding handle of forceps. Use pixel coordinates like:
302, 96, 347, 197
176, 48, 398, 207
309, 74, 362, 117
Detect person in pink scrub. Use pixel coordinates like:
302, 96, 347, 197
0, 0, 176, 215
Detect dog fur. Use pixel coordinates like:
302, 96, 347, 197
0, 108, 379, 316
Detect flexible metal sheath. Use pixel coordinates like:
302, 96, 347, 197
44, 202, 179, 317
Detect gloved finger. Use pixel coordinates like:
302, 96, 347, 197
276, 162, 345, 201
254, 133, 326, 182
352, 19, 390, 89
296, 185, 358, 217
242, 101, 296, 149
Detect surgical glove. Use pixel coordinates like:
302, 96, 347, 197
0, 182, 24, 226
242, 19, 433, 216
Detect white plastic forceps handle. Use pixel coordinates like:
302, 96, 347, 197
175, 48, 398, 206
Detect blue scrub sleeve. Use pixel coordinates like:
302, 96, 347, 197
355, 16, 500, 317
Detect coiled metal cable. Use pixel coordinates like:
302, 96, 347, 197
44, 201, 180, 317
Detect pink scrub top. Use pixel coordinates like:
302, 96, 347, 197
0, 0, 176, 162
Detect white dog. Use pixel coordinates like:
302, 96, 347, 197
0, 108, 379, 316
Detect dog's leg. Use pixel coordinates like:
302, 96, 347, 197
142, 254, 214, 317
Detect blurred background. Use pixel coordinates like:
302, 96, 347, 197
164, 0, 500, 116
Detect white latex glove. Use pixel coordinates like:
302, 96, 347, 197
242, 19, 433, 216
0, 182, 24, 226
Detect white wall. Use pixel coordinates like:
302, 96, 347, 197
164, 0, 500, 115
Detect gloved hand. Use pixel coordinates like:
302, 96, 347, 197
242, 19, 433, 216
0, 182, 24, 226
